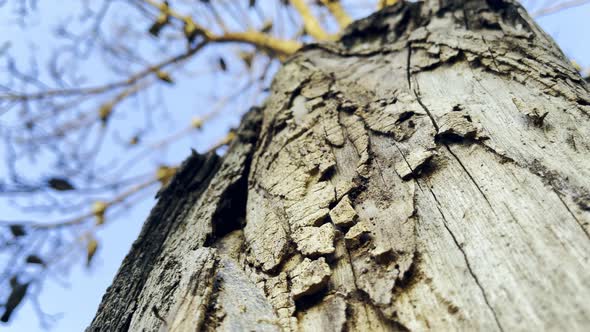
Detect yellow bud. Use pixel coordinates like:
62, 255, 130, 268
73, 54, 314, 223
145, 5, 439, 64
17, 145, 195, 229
571, 60, 582, 72
95, 214, 105, 226
92, 201, 108, 225
378, 0, 399, 9
183, 18, 199, 43
191, 117, 204, 129
221, 131, 236, 146
238, 51, 254, 68
86, 237, 98, 267
98, 103, 113, 124
261, 20, 273, 33
156, 165, 177, 185
156, 70, 174, 84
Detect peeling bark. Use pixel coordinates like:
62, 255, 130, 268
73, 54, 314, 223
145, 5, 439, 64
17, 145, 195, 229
90, 1, 590, 331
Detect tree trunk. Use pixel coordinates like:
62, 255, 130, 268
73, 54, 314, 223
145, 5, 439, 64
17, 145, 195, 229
89, 0, 590, 331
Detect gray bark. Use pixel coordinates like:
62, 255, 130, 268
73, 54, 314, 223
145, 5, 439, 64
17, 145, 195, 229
89, 0, 590, 331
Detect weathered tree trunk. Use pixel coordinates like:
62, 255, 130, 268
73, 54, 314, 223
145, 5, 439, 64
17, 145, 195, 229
89, 0, 590, 331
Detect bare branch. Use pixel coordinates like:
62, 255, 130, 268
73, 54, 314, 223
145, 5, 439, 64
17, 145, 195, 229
320, 0, 353, 28
290, 0, 333, 40
532, 0, 590, 18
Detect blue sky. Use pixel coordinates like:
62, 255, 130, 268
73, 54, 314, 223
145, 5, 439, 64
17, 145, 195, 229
1, 1, 589, 331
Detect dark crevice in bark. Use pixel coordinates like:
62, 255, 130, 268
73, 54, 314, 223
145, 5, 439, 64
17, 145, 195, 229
427, 186, 506, 332
151, 306, 167, 326
445, 146, 494, 209
206, 164, 251, 246
160, 279, 180, 301
405, 44, 412, 90
294, 286, 330, 312
286, 83, 307, 110
202, 273, 223, 331
395, 252, 419, 290
205, 173, 248, 246
412, 85, 439, 132
119, 305, 134, 332
407, 45, 440, 133
206, 107, 262, 246
341, 23, 389, 50
461, 5, 471, 30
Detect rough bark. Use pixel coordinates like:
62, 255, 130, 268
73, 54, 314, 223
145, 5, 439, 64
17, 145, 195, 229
89, 0, 590, 331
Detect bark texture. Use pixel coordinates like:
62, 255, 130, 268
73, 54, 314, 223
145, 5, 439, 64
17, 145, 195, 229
90, 0, 590, 331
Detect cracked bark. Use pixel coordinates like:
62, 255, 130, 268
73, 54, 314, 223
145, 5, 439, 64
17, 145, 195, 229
90, 1, 590, 331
